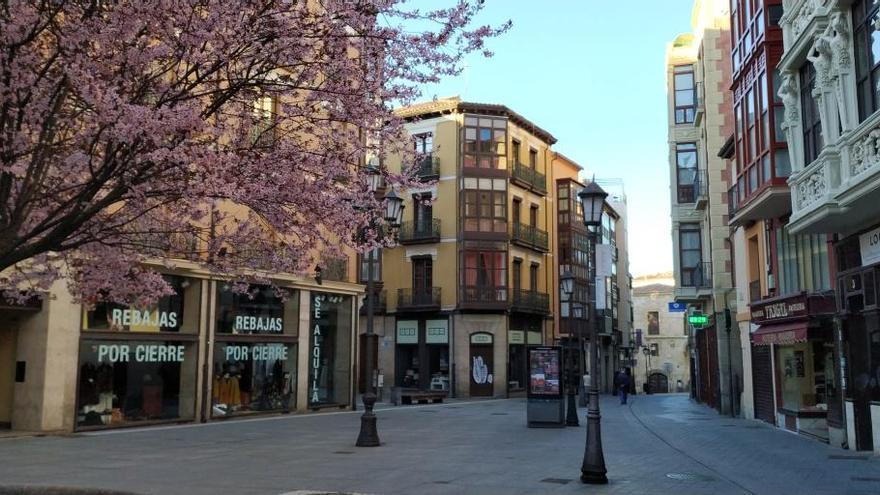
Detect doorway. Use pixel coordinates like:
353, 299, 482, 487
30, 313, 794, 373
649, 372, 669, 393
469, 333, 494, 397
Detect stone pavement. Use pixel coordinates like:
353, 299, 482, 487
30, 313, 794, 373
1, 394, 879, 495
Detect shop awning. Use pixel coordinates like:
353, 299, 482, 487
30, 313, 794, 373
752, 322, 808, 346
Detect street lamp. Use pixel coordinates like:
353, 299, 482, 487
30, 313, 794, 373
576, 180, 609, 485
642, 346, 651, 395
356, 167, 404, 448
560, 270, 579, 427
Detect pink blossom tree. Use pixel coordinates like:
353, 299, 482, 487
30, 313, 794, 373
0, 0, 509, 304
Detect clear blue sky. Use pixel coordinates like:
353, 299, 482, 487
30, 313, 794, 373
419, 0, 695, 276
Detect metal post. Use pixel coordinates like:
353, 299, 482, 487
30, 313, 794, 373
356, 248, 380, 447
566, 335, 580, 426
581, 229, 607, 484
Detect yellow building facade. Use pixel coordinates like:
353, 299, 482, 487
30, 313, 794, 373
360, 98, 556, 399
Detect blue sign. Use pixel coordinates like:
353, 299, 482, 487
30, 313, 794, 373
668, 302, 687, 313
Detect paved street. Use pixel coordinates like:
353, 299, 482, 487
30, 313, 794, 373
1, 394, 879, 495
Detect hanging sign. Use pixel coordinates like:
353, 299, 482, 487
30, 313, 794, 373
596, 244, 613, 277
595, 277, 607, 310
426, 320, 449, 344
396, 321, 418, 344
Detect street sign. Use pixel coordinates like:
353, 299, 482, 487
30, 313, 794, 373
688, 313, 709, 327
668, 302, 686, 312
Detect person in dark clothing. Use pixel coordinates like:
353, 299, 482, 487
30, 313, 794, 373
614, 369, 631, 405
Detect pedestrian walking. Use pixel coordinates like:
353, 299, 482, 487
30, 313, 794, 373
615, 369, 631, 405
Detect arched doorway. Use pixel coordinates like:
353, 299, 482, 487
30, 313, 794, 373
649, 372, 669, 394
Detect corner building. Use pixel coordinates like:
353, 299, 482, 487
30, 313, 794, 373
0, 261, 364, 433
361, 98, 555, 399
777, 0, 880, 453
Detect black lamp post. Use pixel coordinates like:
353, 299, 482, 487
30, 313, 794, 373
560, 270, 579, 427
642, 346, 651, 395
576, 180, 609, 484
356, 165, 403, 448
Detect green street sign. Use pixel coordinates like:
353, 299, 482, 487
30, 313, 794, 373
688, 314, 709, 326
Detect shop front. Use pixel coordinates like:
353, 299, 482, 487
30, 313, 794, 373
212, 284, 299, 417
835, 226, 880, 452
308, 292, 354, 409
507, 315, 543, 396
76, 275, 202, 430
751, 292, 837, 442
394, 318, 450, 392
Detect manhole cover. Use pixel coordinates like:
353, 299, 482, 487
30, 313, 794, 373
720, 424, 737, 427
829, 454, 869, 460
419, 410, 438, 413
333, 451, 355, 455
666, 473, 716, 482
689, 417, 712, 421
852, 477, 880, 482
540, 478, 572, 485
433, 481, 451, 485
491, 412, 509, 416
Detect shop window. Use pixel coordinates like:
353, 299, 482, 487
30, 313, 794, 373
215, 284, 298, 335
212, 342, 296, 416
308, 292, 353, 407
77, 339, 198, 428
84, 276, 201, 333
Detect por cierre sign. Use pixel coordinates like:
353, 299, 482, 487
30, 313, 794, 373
96, 344, 185, 363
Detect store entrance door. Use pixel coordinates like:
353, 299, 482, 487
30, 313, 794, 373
469, 333, 494, 397
0, 324, 18, 428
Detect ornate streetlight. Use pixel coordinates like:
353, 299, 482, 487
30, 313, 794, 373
576, 180, 609, 484
356, 164, 403, 447
560, 270, 579, 427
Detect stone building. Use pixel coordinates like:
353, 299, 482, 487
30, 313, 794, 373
632, 275, 689, 394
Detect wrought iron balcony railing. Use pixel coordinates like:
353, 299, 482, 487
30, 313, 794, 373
511, 222, 548, 251
681, 261, 712, 289
398, 218, 441, 244
397, 287, 441, 310
416, 155, 440, 179
510, 289, 550, 314
511, 162, 547, 193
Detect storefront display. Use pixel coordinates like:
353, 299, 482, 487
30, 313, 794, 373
76, 276, 202, 429
77, 339, 198, 427
212, 342, 296, 416
213, 284, 299, 417
395, 319, 450, 391
309, 292, 353, 407
751, 292, 836, 441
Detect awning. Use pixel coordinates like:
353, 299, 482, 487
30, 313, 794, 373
752, 322, 808, 346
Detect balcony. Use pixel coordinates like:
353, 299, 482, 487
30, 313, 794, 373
749, 280, 762, 303
510, 162, 547, 194
458, 285, 508, 310
787, 111, 880, 234
779, 0, 833, 61
415, 155, 440, 180
510, 289, 550, 315
397, 287, 441, 312
511, 222, 548, 252
727, 176, 791, 228
674, 262, 713, 302
359, 288, 387, 315
693, 169, 709, 210
398, 218, 441, 245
